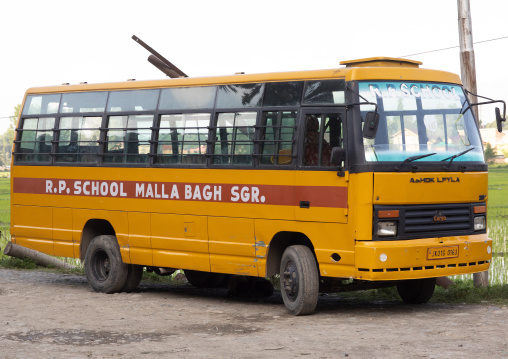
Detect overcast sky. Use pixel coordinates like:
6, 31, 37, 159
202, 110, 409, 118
1, 0, 506, 133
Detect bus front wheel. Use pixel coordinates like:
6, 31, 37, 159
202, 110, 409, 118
280, 245, 319, 316
84, 235, 129, 294
396, 278, 436, 304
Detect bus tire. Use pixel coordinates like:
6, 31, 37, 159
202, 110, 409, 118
121, 264, 144, 292
184, 270, 226, 288
280, 245, 319, 316
84, 235, 129, 294
396, 278, 436, 304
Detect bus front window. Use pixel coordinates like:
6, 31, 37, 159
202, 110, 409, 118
358, 81, 484, 163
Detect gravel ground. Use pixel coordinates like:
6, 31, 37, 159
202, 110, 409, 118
1, 268, 507, 359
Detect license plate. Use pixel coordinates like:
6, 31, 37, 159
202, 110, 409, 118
427, 246, 459, 260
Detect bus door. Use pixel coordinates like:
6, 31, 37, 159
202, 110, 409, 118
295, 109, 348, 224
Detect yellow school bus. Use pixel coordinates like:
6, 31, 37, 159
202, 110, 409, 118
11, 57, 504, 315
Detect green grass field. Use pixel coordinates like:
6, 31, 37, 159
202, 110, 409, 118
0, 176, 10, 257
487, 165, 508, 254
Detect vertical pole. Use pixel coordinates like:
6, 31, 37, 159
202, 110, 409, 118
458, 0, 489, 287
457, 0, 480, 124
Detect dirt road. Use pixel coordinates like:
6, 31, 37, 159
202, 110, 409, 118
1, 269, 507, 359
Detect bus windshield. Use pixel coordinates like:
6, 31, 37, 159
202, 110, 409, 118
359, 81, 484, 163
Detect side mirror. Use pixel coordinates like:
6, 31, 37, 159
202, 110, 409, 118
363, 112, 379, 139
495, 107, 505, 132
331, 147, 345, 166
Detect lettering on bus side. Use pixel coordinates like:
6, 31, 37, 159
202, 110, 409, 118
17, 178, 346, 208
42, 179, 267, 203
45, 180, 128, 197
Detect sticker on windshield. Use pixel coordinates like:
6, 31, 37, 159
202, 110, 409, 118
424, 116, 438, 132
360, 82, 461, 100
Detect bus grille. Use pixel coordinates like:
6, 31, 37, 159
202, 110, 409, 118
373, 203, 485, 240
405, 204, 471, 234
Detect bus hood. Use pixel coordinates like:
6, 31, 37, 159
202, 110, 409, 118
372, 172, 488, 205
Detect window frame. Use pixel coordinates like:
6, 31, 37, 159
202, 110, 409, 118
152, 111, 212, 167
209, 109, 259, 168
54, 114, 104, 165
297, 107, 347, 171
256, 108, 299, 169
102, 113, 154, 166
14, 115, 57, 165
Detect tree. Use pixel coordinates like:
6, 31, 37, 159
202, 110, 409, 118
9, 104, 20, 140
485, 110, 507, 131
0, 104, 20, 167
484, 142, 496, 164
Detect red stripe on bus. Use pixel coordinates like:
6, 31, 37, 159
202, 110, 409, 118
13, 177, 348, 208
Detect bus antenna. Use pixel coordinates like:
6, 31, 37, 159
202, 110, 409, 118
132, 35, 188, 78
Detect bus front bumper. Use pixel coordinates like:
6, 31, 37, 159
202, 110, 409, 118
354, 234, 492, 281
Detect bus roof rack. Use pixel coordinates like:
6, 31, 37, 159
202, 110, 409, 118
340, 57, 422, 68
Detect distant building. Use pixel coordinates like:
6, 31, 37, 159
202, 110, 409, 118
480, 128, 508, 161
480, 128, 507, 151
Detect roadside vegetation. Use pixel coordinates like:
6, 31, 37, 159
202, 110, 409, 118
0, 175, 12, 266
1, 168, 508, 305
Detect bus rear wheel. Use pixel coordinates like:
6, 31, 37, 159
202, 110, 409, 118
84, 235, 129, 294
396, 278, 436, 304
280, 245, 319, 316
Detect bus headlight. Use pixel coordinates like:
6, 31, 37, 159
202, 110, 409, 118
474, 216, 486, 231
377, 221, 397, 237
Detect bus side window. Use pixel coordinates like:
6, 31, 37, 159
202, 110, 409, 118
155, 113, 209, 165
60, 92, 107, 113
328, 114, 342, 148
125, 131, 140, 162
260, 111, 297, 165
104, 115, 152, 165
213, 112, 256, 166
22, 94, 60, 115
156, 114, 179, 165
15, 117, 55, 163
303, 113, 342, 167
107, 89, 159, 112
56, 116, 101, 163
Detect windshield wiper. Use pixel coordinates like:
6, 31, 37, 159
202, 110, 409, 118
395, 153, 436, 171
441, 147, 474, 168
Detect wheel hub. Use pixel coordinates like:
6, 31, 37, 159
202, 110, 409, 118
283, 261, 299, 302
92, 249, 110, 282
